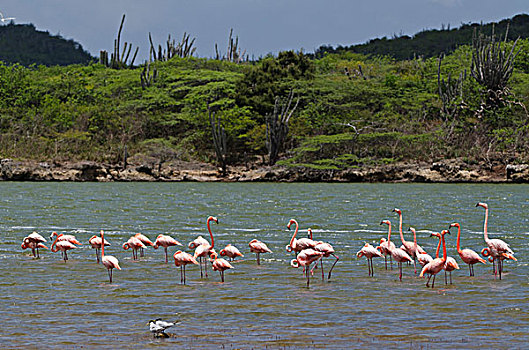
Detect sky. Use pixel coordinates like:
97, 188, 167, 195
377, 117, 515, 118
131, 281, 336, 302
1, 0, 528, 62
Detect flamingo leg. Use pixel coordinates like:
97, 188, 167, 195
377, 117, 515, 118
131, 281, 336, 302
426, 274, 432, 287
204, 259, 208, 277
432, 274, 436, 288
444, 270, 447, 285
199, 257, 203, 278
327, 254, 339, 280
257, 252, 261, 265
140, 247, 144, 257
64, 250, 68, 261
498, 258, 502, 280
398, 262, 402, 281
320, 259, 325, 281
413, 258, 417, 275
384, 255, 387, 270
390, 255, 393, 270
164, 247, 168, 263
468, 263, 472, 276
36, 247, 40, 258
220, 270, 225, 283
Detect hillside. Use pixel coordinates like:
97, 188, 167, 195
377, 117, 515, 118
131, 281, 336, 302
0, 23, 93, 66
314, 13, 529, 60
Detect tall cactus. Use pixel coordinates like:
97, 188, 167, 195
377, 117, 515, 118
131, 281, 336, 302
149, 32, 196, 61
209, 104, 228, 176
266, 90, 299, 166
471, 25, 520, 109
437, 53, 466, 121
101, 14, 138, 69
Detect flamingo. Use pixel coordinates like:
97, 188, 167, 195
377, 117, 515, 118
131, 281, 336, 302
88, 235, 110, 263
248, 239, 272, 265
290, 248, 324, 287
393, 208, 426, 272
420, 230, 450, 288
377, 220, 396, 270
449, 222, 486, 277
154, 234, 183, 263
307, 228, 340, 280
286, 219, 317, 254
21, 240, 48, 258
220, 244, 244, 261
476, 202, 516, 280
356, 243, 382, 276
50, 233, 77, 262
210, 251, 234, 282
481, 247, 516, 276
380, 220, 412, 281
50, 231, 82, 246
409, 227, 433, 268
100, 230, 121, 283
193, 216, 218, 277
134, 233, 154, 257
22, 232, 47, 258
188, 236, 209, 249
430, 232, 460, 284
173, 250, 199, 284
123, 236, 146, 261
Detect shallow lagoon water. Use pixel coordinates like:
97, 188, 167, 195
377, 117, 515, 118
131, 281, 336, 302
1, 182, 528, 349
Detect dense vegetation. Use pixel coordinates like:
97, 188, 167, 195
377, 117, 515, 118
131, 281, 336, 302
1, 17, 528, 172
315, 14, 529, 60
0, 23, 93, 66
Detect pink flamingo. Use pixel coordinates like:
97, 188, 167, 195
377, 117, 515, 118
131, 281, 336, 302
50, 231, 82, 246
248, 239, 272, 265
51, 233, 77, 262
193, 216, 218, 277
380, 220, 412, 281
290, 248, 324, 287
134, 233, 154, 257
476, 202, 516, 280
286, 219, 317, 253
210, 251, 234, 282
430, 232, 460, 284
100, 230, 121, 283
21, 240, 48, 258
377, 220, 396, 270
188, 236, 209, 249
123, 236, 146, 261
307, 228, 340, 280
420, 230, 450, 287
482, 247, 516, 276
22, 232, 47, 258
220, 244, 244, 261
393, 208, 426, 272
88, 235, 110, 263
449, 222, 486, 276
173, 250, 199, 284
153, 234, 183, 263
356, 243, 382, 276
408, 227, 433, 268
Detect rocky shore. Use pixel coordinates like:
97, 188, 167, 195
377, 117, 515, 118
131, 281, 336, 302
1, 158, 529, 183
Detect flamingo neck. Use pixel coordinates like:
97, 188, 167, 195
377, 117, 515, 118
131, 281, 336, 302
100, 231, 105, 257
455, 224, 462, 253
308, 229, 313, 240
483, 207, 489, 242
441, 233, 447, 262
386, 223, 392, 243
398, 212, 405, 244
51, 234, 61, 252
412, 229, 417, 249
289, 220, 299, 247
435, 236, 441, 258
207, 217, 215, 248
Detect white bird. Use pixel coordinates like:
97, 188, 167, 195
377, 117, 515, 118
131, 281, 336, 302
148, 319, 176, 337
0, 12, 15, 23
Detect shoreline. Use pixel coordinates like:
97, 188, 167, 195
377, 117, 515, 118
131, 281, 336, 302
1, 158, 529, 183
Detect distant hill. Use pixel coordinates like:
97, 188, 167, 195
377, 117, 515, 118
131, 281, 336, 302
0, 22, 93, 66
314, 13, 529, 60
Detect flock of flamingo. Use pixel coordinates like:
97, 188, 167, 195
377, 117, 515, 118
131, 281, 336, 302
19, 202, 516, 287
